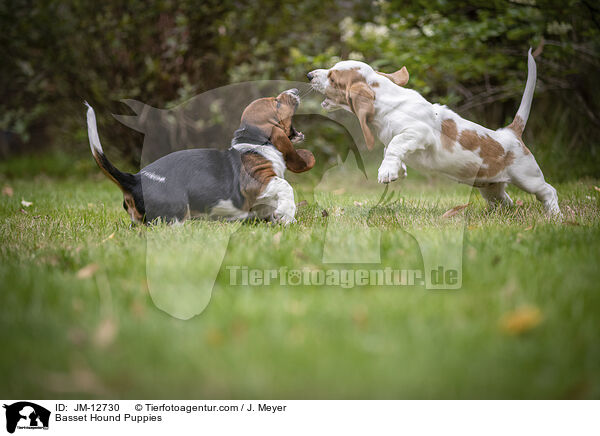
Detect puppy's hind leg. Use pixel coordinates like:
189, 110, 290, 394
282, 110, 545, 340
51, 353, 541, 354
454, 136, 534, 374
478, 183, 513, 209
508, 154, 561, 217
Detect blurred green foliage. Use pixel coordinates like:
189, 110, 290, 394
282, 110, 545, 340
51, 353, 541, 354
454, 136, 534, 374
1, 0, 599, 178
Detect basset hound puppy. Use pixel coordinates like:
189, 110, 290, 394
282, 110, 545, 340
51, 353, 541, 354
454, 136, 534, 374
85, 88, 315, 224
308, 49, 561, 216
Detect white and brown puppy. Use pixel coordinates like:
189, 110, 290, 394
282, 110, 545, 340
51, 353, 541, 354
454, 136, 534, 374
308, 50, 561, 216
85, 89, 315, 224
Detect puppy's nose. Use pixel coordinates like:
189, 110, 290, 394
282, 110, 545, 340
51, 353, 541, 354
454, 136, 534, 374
307, 72, 314, 81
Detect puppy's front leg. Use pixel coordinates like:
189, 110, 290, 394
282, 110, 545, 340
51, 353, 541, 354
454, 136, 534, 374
377, 131, 422, 184
378, 158, 407, 184
257, 177, 297, 225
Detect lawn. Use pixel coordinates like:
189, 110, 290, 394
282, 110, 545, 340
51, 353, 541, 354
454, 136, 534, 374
1, 151, 599, 399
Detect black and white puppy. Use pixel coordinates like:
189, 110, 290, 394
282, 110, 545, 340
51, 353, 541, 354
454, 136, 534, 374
85, 89, 315, 224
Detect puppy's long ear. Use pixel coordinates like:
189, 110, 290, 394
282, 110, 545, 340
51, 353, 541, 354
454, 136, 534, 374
271, 126, 315, 173
346, 82, 375, 151
376, 66, 409, 87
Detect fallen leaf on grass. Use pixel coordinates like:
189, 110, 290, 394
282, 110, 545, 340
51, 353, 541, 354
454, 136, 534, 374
442, 203, 470, 219
515, 232, 523, 244
352, 306, 369, 328
231, 320, 248, 339
67, 328, 86, 345
2, 185, 13, 197
293, 249, 309, 261
515, 199, 524, 207
353, 200, 366, 207
321, 209, 329, 217
205, 328, 224, 346
21, 199, 33, 207
593, 186, 600, 193
524, 225, 534, 231
296, 200, 308, 208
500, 305, 542, 335
564, 220, 580, 226
101, 232, 115, 243
40, 255, 59, 266
94, 318, 118, 348
130, 299, 146, 318
76, 263, 99, 279
72, 297, 84, 312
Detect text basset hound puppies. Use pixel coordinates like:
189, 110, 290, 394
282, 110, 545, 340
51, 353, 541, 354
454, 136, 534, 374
85, 88, 315, 224
308, 50, 561, 216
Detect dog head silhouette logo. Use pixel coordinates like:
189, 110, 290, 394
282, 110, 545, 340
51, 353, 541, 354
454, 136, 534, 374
3, 402, 50, 433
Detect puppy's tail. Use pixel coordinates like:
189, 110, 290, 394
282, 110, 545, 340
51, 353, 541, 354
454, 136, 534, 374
508, 48, 536, 136
85, 102, 136, 193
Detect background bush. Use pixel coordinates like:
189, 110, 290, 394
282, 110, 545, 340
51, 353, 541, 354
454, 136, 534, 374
1, 0, 599, 179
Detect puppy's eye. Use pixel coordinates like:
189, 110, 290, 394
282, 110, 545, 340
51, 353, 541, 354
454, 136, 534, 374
276, 99, 281, 108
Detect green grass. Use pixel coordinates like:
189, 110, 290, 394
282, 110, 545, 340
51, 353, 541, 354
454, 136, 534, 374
1, 153, 600, 399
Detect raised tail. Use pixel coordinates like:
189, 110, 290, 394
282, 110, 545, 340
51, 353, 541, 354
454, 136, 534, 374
508, 48, 536, 136
85, 102, 136, 192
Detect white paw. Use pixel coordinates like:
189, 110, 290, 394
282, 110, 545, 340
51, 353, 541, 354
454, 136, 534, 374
273, 212, 296, 225
378, 162, 400, 184
273, 202, 297, 225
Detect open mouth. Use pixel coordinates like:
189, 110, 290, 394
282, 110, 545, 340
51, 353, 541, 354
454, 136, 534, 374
289, 125, 304, 143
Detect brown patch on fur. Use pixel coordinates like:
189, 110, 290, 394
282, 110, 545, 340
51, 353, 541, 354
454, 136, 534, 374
376, 66, 409, 87
240, 92, 298, 139
327, 69, 376, 150
518, 137, 531, 155
441, 119, 457, 151
240, 98, 279, 138
240, 91, 314, 172
370, 81, 380, 88
271, 126, 315, 173
327, 68, 365, 97
123, 192, 143, 223
508, 115, 525, 136
458, 130, 515, 178
507, 116, 530, 154
239, 152, 277, 208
